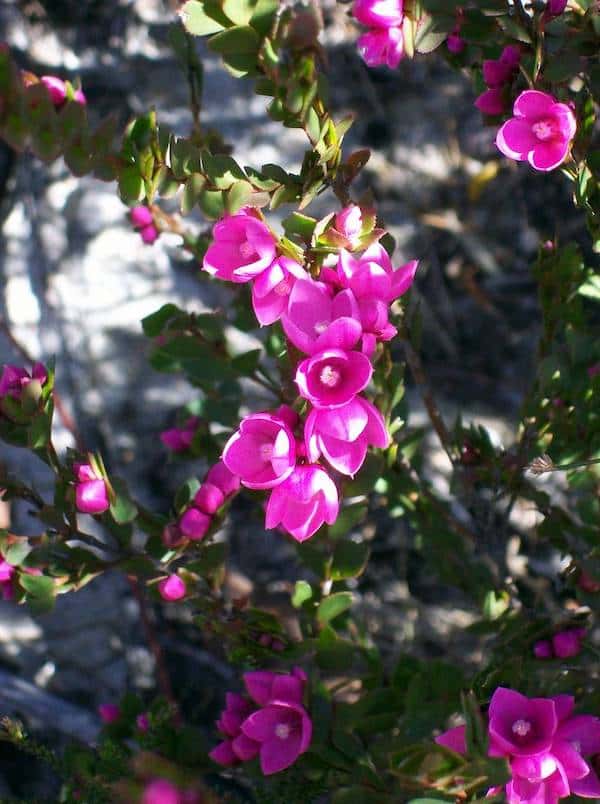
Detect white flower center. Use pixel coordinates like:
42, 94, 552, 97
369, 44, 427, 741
532, 119, 555, 142
274, 280, 290, 296
512, 719, 532, 737
313, 321, 329, 334
260, 443, 274, 462
319, 365, 341, 388
571, 740, 581, 753
275, 723, 290, 740
239, 240, 256, 259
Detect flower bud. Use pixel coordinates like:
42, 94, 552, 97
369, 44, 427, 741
74, 462, 110, 515
158, 575, 186, 601
178, 507, 211, 541
98, 703, 120, 724
552, 628, 585, 658
533, 639, 553, 659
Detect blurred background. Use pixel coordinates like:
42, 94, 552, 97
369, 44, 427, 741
0, 0, 590, 798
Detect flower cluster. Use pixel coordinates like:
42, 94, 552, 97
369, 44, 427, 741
210, 668, 312, 776
352, 0, 405, 69
475, 45, 520, 117
534, 628, 585, 660
496, 90, 576, 172
130, 206, 159, 245
162, 460, 240, 548
160, 416, 200, 453
0, 363, 48, 420
203, 207, 415, 541
436, 687, 600, 803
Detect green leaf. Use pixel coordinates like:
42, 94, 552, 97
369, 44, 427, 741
4, 539, 32, 566
202, 152, 246, 189
19, 573, 54, 598
109, 477, 138, 525
291, 579, 313, 608
222, 0, 258, 25
317, 591, 353, 625
208, 26, 260, 75
282, 212, 317, 241
118, 166, 145, 204
226, 179, 255, 212
141, 303, 184, 337
231, 349, 262, 375
198, 188, 225, 219
331, 540, 370, 581
181, 173, 206, 214
187, 543, 228, 575
179, 0, 225, 36
328, 504, 368, 539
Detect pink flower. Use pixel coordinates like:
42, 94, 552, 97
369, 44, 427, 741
210, 692, 260, 767
0, 363, 47, 400
496, 90, 576, 172
240, 668, 312, 775
222, 411, 296, 490
193, 482, 224, 515
488, 687, 558, 757
158, 575, 186, 601
203, 213, 277, 283
40, 75, 86, 107
446, 30, 465, 54
130, 206, 159, 245
475, 88, 506, 116
295, 348, 373, 409
206, 460, 241, 498
357, 27, 404, 69
251, 257, 307, 326
546, 0, 568, 16
353, 0, 403, 28
160, 417, 199, 452
334, 205, 364, 246
304, 396, 389, 476
136, 713, 150, 732
73, 462, 110, 515
551, 628, 585, 658
178, 507, 211, 541
337, 244, 418, 305
282, 278, 362, 356
0, 558, 16, 601
265, 464, 339, 542
141, 779, 181, 804
435, 724, 466, 754
98, 703, 120, 724
241, 700, 312, 775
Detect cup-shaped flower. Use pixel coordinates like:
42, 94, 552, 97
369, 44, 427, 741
353, 0, 403, 28
210, 693, 260, 767
488, 687, 557, 757
251, 256, 307, 326
357, 27, 404, 69
496, 90, 576, 172
296, 349, 373, 409
338, 244, 418, 304
241, 700, 312, 775
551, 628, 585, 659
265, 465, 339, 542
40, 75, 86, 107
203, 213, 277, 283
158, 574, 186, 601
160, 417, 199, 452
305, 397, 389, 476
178, 507, 211, 541
206, 460, 241, 498
282, 279, 362, 355
0, 363, 47, 400
73, 462, 110, 515
223, 413, 296, 490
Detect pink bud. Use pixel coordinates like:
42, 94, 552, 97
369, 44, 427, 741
74, 462, 110, 515
193, 483, 225, 515
162, 523, 185, 548
140, 224, 159, 245
446, 32, 465, 54
130, 206, 153, 228
158, 575, 186, 601
98, 703, 120, 724
533, 639, 553, 659
179, 507, 211, 541
136, 712, 150, 732
551, 628, 585, 658
206, 461, 241, 498
40, 75, 86, 107
142, 779, 181, 804
475, 88, 506, 116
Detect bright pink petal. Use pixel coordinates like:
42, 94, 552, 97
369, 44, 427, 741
244, 671, 277, 706
496, 118, 537, 160
435, 725, 466, 754
556, 715, 600, 755
231, 732, 260, 761
528, 141, 569, 172
209, 740, 239, 766
513, 90, 557, 119
571, 767, 600, 798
